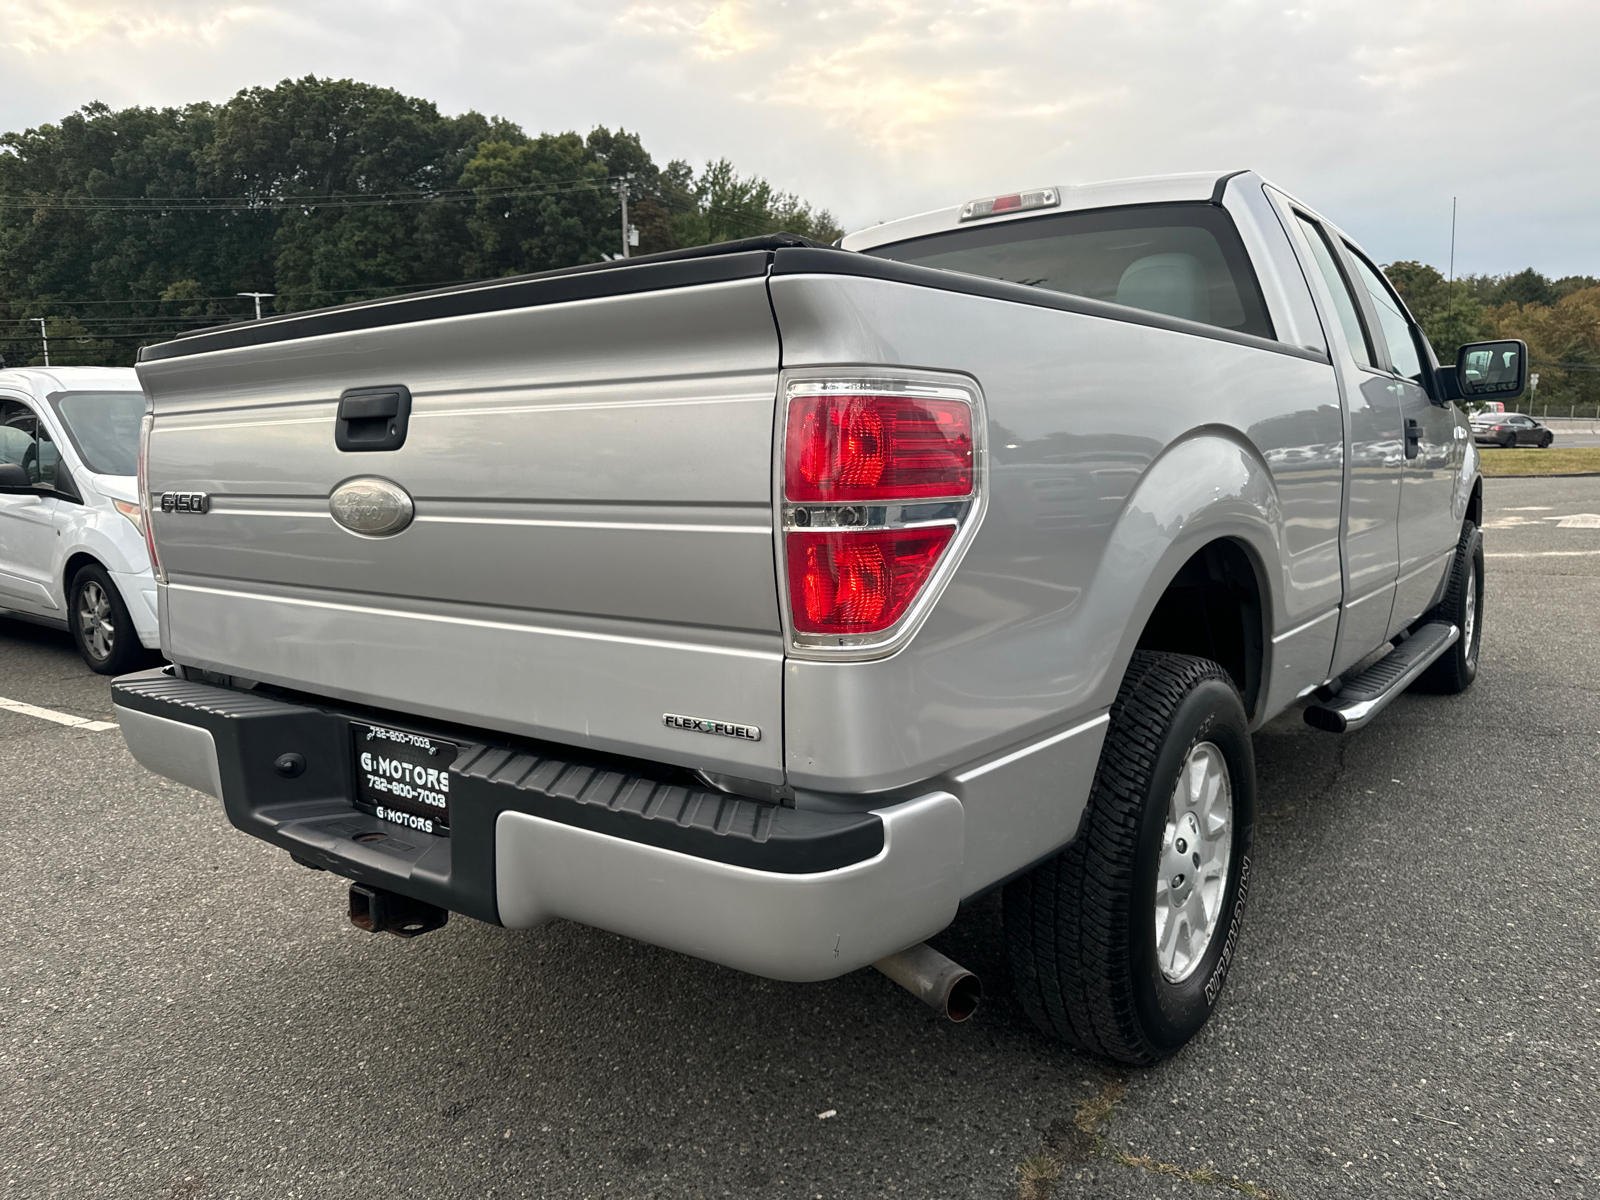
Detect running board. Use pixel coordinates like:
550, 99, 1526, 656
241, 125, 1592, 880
1303, 622, 1460, 734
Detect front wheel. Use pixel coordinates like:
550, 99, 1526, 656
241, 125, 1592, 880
1004, 652, 1256, 1065
69, 563, 146, 675
1412, 522, 1483, 694
1540, 434, 1553, 448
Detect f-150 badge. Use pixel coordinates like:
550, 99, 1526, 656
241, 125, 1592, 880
329, 476, 414, 536
663, 713, 761, 741
160, 491, 209, 513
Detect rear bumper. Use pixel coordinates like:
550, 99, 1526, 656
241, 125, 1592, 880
110, 668, 964, 981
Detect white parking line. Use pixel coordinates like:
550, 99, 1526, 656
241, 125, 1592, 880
0, 696, 118, 732
1486, 550, 1600, 559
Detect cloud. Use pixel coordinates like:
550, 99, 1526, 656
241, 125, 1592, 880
0, 0, 271, 55
765, 36, 976, 150
621, 1, 771, 59
0, 0, 1596, 273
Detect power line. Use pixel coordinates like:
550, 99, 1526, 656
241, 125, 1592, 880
0, 176, 629, 213
0, 273, 490, 308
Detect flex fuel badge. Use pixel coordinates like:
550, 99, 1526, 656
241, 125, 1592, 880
663, 713, 761, 741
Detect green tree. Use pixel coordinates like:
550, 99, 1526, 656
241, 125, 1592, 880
461, 133, 615, 276
0, 81, 844, 364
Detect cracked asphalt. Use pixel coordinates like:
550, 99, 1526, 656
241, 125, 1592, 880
2, 476, 1598, 1200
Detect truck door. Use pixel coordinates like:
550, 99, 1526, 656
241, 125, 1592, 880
1286, 212, 1403, 676
1341, 247, 1461, 636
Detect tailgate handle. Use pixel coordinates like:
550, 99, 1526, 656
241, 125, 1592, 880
336, 385, 411, 452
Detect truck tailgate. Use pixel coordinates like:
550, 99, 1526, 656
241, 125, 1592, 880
137, 264, 785, 781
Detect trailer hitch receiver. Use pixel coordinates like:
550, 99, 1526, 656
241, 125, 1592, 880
347, 883, 448, 938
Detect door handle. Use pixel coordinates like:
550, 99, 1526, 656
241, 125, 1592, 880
336, 385, 411, 452
1404, 418, 1421, 460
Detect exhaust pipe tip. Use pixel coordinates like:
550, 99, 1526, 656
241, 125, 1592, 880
873, 942, 982, 1022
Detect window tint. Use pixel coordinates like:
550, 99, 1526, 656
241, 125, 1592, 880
866, 202, 1274, 340
1294, 214, 1372, 368
0, 400, 60, 488
1347, 249, 1425, 383
52, 391, 143, 476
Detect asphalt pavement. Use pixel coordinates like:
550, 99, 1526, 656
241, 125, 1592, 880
3, 477, 1598, 1200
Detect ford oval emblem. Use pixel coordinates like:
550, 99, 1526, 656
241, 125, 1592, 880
329, 477, 414, 536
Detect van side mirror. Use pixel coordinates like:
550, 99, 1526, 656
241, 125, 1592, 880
0, 462, 36, 493
1447, 339, 1528, 403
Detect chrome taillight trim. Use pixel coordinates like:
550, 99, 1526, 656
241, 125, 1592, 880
774, 369, 988, 661
137, 411, 165, 583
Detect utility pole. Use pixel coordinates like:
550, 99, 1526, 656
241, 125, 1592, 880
616, 181, 631, 259
238, 292, 275, 320
35, 317, 49, 367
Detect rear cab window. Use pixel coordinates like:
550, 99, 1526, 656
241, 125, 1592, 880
863, 202, 1275, 341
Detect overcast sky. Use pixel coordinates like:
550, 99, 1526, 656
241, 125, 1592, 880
4, 0, 1597, 277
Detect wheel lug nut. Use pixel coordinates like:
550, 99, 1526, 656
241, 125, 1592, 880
1171, 874, 1185, 888
1175, 838, 1188, 854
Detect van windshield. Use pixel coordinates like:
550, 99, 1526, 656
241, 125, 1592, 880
864, 202, 1274, 341
51, 391, 144, 477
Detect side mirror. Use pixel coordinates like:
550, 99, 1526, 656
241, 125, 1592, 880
1451, 339, 1528, 403
0, 462, 36, 494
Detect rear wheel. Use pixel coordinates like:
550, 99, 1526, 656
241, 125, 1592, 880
1500, 432, 1516, 448
69, 563, 146, 675
1004, 651, 1256, 1065
1413, 522, 1483, 694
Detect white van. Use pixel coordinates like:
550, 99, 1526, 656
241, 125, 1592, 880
0, 367, 160, 673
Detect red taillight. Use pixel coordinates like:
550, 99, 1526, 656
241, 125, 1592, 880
786, 527, 955, 635
785, 394, 972, 502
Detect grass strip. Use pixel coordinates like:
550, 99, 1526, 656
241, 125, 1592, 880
1479, 446, 1600, 477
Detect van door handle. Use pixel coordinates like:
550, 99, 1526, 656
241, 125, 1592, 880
1404, 418, 1421, 460
336, 385, 411, 452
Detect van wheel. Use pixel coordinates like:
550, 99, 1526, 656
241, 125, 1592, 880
69, 563, 144, 675
1004, 651, 1256, 1065
1412, 522, 1483, 695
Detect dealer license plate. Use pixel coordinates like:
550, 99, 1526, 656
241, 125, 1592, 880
352, 723, 457, 836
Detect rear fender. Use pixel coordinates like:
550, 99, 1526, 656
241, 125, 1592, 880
1085, 431, 1280, 722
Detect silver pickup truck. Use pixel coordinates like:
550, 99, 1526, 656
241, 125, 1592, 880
115, 170, 1525, 1064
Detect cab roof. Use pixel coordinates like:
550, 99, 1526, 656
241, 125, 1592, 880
841, 170, 1253, 253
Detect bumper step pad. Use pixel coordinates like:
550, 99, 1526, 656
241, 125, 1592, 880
111, 668, 885, 926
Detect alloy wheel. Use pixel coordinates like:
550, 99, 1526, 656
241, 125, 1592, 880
1154, 741, 1234, 984
77, 580, 116, 662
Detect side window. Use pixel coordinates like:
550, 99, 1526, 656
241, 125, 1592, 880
1294, 214, 1373, 368
0, 400, 59, 488
1346, 249, 1425, 384
0, 400, 39, 472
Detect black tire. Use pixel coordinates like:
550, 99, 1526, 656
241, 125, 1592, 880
68, 563, 146, 675
1500, 432, 1516, 448
1412, 522, 1483, 695
1540, 434, 1553, 449
1004, 651, 1256, 1065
